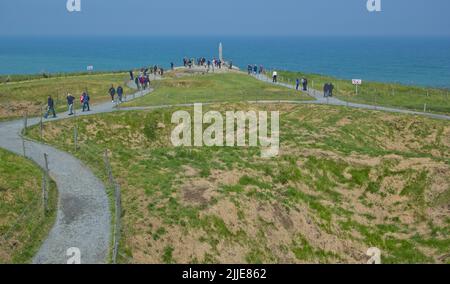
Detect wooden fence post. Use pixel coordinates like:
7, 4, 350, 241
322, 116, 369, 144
74, 125, 78, 152
23, 112, 28, 135
42, 153, 49, 212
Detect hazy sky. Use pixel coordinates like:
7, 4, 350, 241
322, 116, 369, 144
1, 0, 449, 36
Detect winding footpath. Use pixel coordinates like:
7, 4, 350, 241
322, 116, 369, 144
0, 84, 152, 264
0, 68, 448, 264
252, 73, 450, 121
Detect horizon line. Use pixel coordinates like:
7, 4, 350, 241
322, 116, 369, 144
2, 34, 450, 38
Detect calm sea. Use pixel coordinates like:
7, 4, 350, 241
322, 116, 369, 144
1, 36, 449, 88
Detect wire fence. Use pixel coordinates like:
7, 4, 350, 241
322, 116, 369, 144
8, 66, 449, 264
0, 132, 54, 263
260, 67, 450, 116
103, 149, 121, 264
7, 107, 125, 264
43, 110, 124, 264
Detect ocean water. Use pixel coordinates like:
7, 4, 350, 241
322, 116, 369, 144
1, 36, 449, 88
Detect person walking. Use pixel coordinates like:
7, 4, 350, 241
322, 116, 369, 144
117, 86, 124, 103
129, 70, 134, 81
134, 77, 140, 90
303, 78, 308, 91
296, 78, 300, 91
45, 95, 56, 119
146, 74, 151, 89
67, 93, 75, 115
272, 71, 278, 83
171, 62, 174, 70
109, 85, 116, 103
324, 83, 329, 97
139, 76, 146, 90
329, 83, 334, 97
82, 91, 90, 112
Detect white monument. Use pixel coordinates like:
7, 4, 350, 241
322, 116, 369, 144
219, 42, 223, 62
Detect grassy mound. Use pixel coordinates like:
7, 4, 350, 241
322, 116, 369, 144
123, 72, 313, 107
26, 103, 449, 264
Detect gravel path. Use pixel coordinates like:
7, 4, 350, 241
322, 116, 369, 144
1, 69, 447, 264
0, 86, 152, 264
252, 73, 450, 121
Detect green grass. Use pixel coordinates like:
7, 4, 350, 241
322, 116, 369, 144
0, 70, 128, 84
123, 72, 313, 107
0, 148, 57, 264
162, 246, 175, 264
274, 70, 450, 115
25, 100, 450, 264
0, 72, 132, 120
22, 70, 450, 264
291, 234, 338, 263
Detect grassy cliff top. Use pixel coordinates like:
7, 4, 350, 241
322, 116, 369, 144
26, 101, 450, 264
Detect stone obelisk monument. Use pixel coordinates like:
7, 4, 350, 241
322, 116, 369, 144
219, 42, 223, 62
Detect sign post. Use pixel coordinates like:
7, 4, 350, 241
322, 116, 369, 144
352, 79, 362, 95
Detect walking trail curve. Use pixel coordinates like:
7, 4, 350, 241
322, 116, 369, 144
252, 73, 450, 121
1, 68, 448, 264
0, 82, 153, 264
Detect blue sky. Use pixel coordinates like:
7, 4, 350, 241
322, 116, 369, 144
0, 0, 449, 36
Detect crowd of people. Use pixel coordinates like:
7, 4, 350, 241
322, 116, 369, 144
44, 64, 169, 119
44, 84, 127, 119
247, 64, 264, 75
183, 57, 229, 72
42, 60, 336, 120
129, 67, 157, 90
247, 63, 314, 93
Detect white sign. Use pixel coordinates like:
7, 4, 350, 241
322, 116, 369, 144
352, 79, 362, 85
87, 65, 94, 71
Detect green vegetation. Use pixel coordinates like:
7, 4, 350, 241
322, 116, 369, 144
162, 246, 175, 264
274, 70, 450, 115
2, 66, 447, 264
0, 148, 57, 264
0, 70, 128, 84
0, 72, 132, 120
26, 99, 450, 263
123, 71, 312, 107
